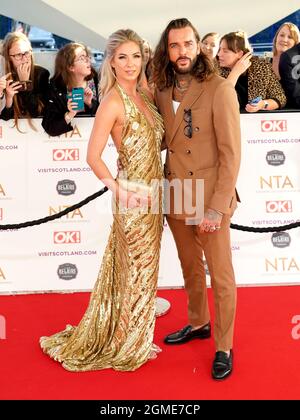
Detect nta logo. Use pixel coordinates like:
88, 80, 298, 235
0, 267, 6, 281
261, 120, 287, 132
265, 257, 299, 272
260, 175, 294, 190
56, 180, 76, 196
49, 205, 83, 219
266, 150, 285, 166
54, 231, 81, 244
57, 263, 78, 280
0, 184, 6, 197
271, 232, 291, 248
266, 200, 292, 213
53, 149, 79, 161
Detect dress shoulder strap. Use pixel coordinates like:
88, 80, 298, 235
115, 83, 133, 119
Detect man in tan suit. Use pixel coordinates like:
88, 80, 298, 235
152, 18, 241, 380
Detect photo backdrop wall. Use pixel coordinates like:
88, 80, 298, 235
0, 113, 300, 293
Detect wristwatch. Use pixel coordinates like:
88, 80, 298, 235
263, 100, 268, 110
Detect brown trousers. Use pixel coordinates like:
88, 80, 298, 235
167, 215, 236, 351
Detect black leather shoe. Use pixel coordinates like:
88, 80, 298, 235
212, 350, 233, 380
164, 323, 211, 344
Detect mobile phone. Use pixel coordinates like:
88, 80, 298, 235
249, 96, 262, 105
70, 87, 85, 111
16, 80, 33, 92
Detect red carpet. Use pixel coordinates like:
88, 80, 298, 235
1, 286, 300, 400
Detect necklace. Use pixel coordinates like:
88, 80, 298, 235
175, 77, 191, 93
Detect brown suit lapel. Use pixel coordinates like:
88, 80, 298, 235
169, 78, 204, 144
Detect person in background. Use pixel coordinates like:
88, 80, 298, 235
201, 32, 220, 61
218, 30, 286, 112
140, 38, 154, 90
270, 22, 299, 79
143, 39, 154, 80
0, 54, 6, 113
42, 42, 99, 137
0, 31, 49, 130
279, 40, 300, 109
0, 74, 6, 113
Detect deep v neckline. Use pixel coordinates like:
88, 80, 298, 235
118, 84, 155, 129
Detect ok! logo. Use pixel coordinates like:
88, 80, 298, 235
261, 120, 287, 132
54, 231, 81, 244
53, 148, 80, 161
266, 200, 292, 213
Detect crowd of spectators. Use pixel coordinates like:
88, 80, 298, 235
0, 22, 299, 134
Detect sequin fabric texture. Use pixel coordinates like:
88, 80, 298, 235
40, 83, 164, 372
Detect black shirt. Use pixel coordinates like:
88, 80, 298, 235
235, 73, 248, 110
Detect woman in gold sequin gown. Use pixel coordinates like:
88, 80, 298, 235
40, 29, 164, 372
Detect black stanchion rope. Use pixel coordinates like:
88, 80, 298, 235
0, 186, 299, 233
0, 186, 108, 230
230, 221, 300, 233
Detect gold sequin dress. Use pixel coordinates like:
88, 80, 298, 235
40, 83, 164, 371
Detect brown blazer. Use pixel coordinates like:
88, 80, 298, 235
155, 75, 241, 220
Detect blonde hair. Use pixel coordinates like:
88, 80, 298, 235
99, 29, 144, 97
273, 22, 300, 56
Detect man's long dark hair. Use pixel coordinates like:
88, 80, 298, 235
151, 18, 216, 90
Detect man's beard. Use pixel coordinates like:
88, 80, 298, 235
171, 56, 198, 74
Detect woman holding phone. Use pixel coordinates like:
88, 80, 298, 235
0, 31, 50, 130
42, 42, 99, 136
